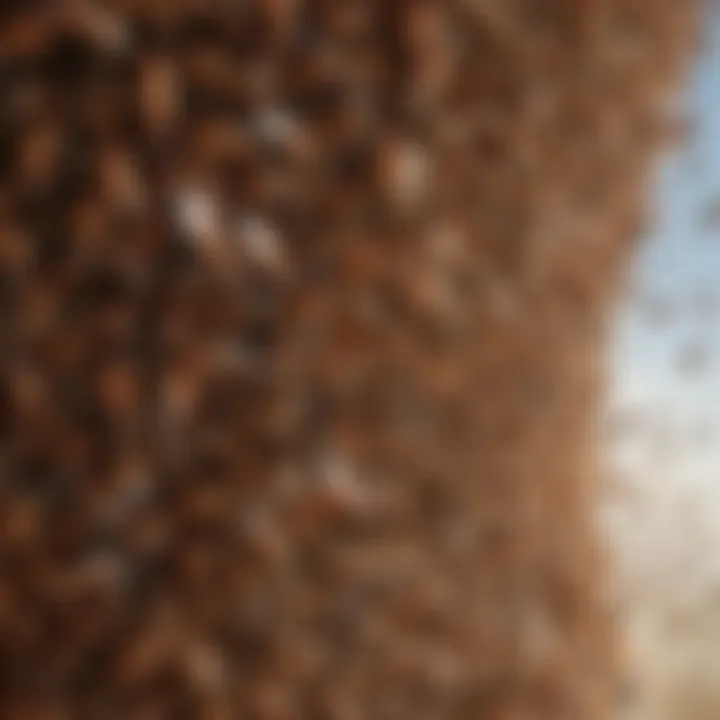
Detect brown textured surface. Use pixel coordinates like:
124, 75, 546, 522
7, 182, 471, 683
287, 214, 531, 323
0, 1, 694, 718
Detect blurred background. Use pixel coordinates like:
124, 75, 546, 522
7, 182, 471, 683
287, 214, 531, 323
604, 7, 720, 719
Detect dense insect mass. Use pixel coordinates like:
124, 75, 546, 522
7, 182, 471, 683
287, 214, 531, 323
0, 1, 694, 718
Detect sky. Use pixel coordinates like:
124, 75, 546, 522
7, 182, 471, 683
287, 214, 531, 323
609, 13, 720, 482
605, 11, 720, 607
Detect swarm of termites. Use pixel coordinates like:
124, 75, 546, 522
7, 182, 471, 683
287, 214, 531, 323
0, 1, 695, 718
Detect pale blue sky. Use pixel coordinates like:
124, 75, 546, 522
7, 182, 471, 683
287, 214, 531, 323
612, 15, 720, 410
609, 13, 720, 484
